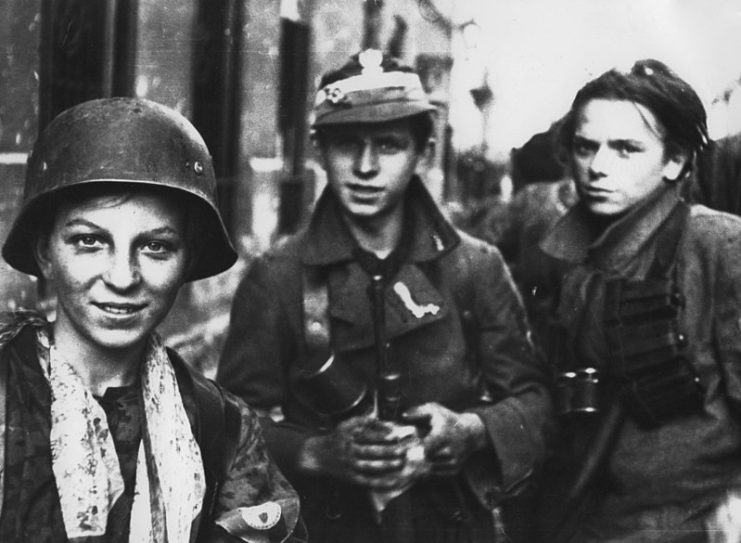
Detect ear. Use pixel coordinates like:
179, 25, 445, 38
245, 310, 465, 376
33, 234, 54, 281
414, 139, 436, 176
662, 150, 689, 182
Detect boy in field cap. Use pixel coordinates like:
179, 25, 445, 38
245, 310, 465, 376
217, 50, 554, 543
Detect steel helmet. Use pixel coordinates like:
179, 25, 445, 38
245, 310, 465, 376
2, 97, 237, 281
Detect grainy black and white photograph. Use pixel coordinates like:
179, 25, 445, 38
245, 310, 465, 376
1, 0, 741, 541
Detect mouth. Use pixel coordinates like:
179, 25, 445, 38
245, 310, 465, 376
345, 184, 385, 203
581, 184, 613, 197
93, 302, 147, 316
346, 183, 383, 194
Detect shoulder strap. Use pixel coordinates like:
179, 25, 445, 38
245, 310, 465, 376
168, 349, 241, 536
301, 266, 332, 361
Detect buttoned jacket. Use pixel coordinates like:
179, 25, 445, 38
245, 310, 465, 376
217, 178, 555, 542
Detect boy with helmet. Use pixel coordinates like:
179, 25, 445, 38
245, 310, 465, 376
217, 50, 554, 543
0, 97, 304, 542
534, 59, 741, 542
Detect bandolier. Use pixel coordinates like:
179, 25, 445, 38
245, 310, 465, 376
545, 201, 705, 542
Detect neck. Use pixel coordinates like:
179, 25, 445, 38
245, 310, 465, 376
344, 205, 405, 258
52, 323, 143, 397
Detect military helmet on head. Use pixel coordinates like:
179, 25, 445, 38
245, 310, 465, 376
2, 97, 237, 281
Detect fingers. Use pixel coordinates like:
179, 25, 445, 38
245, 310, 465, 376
351, 441, 409, 460
427, 446, 461, 477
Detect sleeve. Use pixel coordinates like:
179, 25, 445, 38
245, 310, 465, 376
215, 255, 316, 478
461, 243, 557, 508
213, 401, 308, 543
710, 216, 741, 413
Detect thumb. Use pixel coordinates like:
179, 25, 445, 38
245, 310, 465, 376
402, 403, 434, 423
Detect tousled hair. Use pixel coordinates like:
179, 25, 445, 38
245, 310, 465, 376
558, 58, 709, 177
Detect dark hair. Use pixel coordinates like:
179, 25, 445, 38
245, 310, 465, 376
34, 183, 202, 275
558, 59, 709, 174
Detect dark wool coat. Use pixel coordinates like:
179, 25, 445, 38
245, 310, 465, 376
217, 178, 555, 543
537, 186, 741, 542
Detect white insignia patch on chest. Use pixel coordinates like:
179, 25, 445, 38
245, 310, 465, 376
393, 281, 441, 318
238, 501, 282, 530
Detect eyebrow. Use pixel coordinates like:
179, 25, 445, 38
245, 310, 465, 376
63, 218, 181, 236
573, 134, 645, 146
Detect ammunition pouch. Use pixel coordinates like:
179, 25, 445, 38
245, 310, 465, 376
604, 277, 703, 428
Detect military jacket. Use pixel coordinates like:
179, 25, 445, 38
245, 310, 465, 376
538, 186, 741, 542
217, 178, 555, 543
0, 314, 304, 543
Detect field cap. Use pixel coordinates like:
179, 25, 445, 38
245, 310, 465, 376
312, 49, 436, 127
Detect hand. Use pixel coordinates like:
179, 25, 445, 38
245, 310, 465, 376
299, 415, 423, 490
402, 403, 488, 477
707, 492, 741, 543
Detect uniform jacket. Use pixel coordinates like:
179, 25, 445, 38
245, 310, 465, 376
217, 178, 555, 543
0, 313, 304, 543
537, 186, 741, 542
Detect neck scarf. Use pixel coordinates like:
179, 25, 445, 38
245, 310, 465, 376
40, 330, 205, 542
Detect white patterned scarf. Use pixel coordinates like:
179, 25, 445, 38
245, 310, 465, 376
39, 330, 206, 542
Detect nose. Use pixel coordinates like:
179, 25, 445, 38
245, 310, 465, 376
353, 141, 379, 178
103, 250, 140, 291
588, 145, 611, 179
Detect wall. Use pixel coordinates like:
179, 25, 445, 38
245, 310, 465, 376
0, 0, 41, 311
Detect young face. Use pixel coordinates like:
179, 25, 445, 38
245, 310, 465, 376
320, 118, 427, 225
36, 191, 188, 356
571, 98, 686, 217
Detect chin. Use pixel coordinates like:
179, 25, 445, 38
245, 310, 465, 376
584, 201, 628, 217
90, 328, 151, 352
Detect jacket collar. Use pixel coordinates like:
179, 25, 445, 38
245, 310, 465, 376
300, 176, 460, 266
540, 185, 683, 270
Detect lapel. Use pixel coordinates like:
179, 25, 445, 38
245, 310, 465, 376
299, 177, 459, 353
328, 260, 450, 352
541, 186, 683, 274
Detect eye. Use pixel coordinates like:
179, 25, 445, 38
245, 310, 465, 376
141, 240, 173, 256
71, 234, 104, 250
572, 137, 596, 158
615, 141, 642, 157
376, 137, 407, 153
327, 137, 359, 153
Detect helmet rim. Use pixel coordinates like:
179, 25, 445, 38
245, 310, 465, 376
2, 97, 237, 281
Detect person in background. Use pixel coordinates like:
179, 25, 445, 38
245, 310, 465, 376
534, 58, 741, 542
688, 130, 741, 214
217, 50, 555, 543
0, 97, 304, 543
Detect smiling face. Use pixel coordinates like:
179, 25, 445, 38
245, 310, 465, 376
319, 118, 426, 226
571, 98, 686, 217
36, 190, 188, 358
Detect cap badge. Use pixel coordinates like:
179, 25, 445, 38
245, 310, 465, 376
324, 85, 347, 105
359, 49, 384, 76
